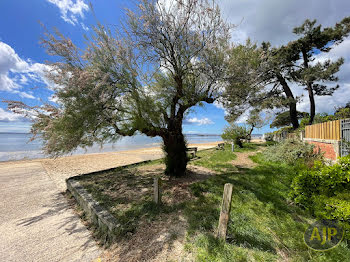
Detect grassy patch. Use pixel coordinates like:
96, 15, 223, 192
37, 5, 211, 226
185, 148, 350, 261
77, 143, 350, 261
191, 144, 239, 172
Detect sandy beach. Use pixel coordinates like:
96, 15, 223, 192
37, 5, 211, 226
0, 141, 223, 191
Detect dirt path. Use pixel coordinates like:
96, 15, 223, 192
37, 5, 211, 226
231, 151, 260, 169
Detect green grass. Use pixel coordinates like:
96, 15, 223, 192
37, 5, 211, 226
185, 147, 350, 262
191, 148, 237, 172
77, 142, 350, 261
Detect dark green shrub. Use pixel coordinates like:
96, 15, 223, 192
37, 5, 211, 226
262, 139, 323, 166
290, 155, 350, 224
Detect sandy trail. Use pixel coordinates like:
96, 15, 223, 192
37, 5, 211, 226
0, 161, 101, 262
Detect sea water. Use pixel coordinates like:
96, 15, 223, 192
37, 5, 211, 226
0, 133, 225, 162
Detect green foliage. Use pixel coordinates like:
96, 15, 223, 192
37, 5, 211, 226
290, 155, 350, 238
263, 132, 274, 142
187, 147, 350, 261
221, 124, 249, 148
289, 17, 350, 124
222, 40, 267, 122
270, 111, 308, 128
290, 156, 350, 211
5, 0, 233, 177
79, 143, 350, 260
335, 107, 350, 119
299, 108, 350, 129
262, 139, 323, 166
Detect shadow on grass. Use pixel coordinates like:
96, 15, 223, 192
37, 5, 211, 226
183, 151, 340, 260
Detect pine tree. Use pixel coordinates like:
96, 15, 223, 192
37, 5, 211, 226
289, 17, 350, 124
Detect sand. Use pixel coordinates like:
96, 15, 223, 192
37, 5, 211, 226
0, 141, 223, 191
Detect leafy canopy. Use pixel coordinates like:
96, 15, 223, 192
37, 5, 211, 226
6, 0, 232, 158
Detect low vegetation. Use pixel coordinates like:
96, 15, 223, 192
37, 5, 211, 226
184, 144, 349, 261
290, 155, 350, 237
76, 142, 350, 261
262, 138, 323, 166
221, 124, 251, 148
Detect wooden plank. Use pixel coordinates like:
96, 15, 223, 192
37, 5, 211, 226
217, 183, 233, 240
154, 177, 161, 204
336, 120, 340, 140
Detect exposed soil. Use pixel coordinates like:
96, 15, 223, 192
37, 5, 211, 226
101, 210, 193, 262
231, 151, 260, 169
80, 164, 216, 262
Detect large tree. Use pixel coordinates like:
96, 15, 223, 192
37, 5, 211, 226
270, 111, 308, 129
6, 0, 231, 177
260, 42, 301, 129
289, 17, 350, 124
222, 40, 301, 129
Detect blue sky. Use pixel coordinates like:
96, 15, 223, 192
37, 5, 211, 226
0, 0, 349, 135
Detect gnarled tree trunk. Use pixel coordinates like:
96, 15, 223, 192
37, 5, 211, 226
162, 129, 188, 177
276, 73, 299, 129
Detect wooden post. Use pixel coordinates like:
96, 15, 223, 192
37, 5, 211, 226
154, 177, 161, 204
217, 183, 233, 240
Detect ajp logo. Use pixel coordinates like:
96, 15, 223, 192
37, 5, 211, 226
304, 220, 344, 251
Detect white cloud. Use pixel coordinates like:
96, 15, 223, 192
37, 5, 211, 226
0, 42, 29, 92
292, 38, 350, 114
0, 108, 27, 122
216, 0, 350, 116
213, 100, 228, 115
0, 41, 57, 99
48, 94, 58, 103
219, 0, 350, 46
184, 117, 214, 126
46, 0, 89, 28
184, 130, 197, 134
235, 111, 250, 124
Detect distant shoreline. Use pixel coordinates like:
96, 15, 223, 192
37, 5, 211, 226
0, 137, 225, 162
0, 132, 263, 162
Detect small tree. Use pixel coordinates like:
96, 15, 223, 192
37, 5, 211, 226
5, 0, 231, 177
221, 124, 249, 148
246, 110, 269, 140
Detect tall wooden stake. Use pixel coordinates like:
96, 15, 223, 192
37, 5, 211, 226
217, 183, 233, 240
154, 177, 161, 204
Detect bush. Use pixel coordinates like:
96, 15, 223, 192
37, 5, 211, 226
262, 139, 323, 166
221, 124, 249, 148
290, 155, 350, 223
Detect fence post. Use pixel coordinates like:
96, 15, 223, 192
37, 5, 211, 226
217, 183, 233, 240
154, 177, 161, 204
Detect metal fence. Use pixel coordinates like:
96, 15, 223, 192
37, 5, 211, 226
341, 119, 350, 157
304, 120, 341, 140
